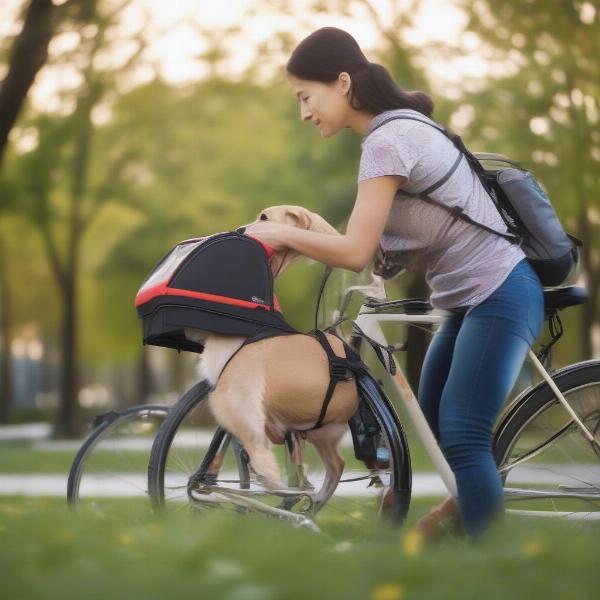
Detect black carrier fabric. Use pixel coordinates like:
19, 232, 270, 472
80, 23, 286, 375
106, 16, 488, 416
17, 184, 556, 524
135, 232, 297, 353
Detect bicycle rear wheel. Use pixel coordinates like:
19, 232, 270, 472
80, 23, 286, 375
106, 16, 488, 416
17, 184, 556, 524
494, 361, 600, 519
147, 373, 411, 536
67, 404, 169, 510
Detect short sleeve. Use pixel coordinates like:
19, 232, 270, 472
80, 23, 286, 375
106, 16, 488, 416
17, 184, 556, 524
358, 134, 416, 183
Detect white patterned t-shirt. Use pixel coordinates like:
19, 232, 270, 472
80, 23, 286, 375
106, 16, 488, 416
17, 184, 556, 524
358, 108, 525, 309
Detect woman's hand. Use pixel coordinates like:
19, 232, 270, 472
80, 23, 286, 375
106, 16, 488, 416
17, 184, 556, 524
244, 221, 293, 251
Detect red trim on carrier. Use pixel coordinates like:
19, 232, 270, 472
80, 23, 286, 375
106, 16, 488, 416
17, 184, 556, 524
245, 235, 275, 259
135, 281, 282, 312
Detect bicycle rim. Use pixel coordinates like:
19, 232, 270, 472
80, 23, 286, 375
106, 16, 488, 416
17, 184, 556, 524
497, 374, 600, 520
67, 404, 169, 511
149, 376, 410, 537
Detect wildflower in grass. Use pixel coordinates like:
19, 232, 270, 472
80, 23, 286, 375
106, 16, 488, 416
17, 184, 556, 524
370, 582, 404, 600
522, 538, 545, 557
402, 529, 423, 557
118, 532, 136, 546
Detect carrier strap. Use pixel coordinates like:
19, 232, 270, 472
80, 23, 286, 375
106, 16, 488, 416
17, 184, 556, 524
302, 329, 366, 432
367, 114, 522, 245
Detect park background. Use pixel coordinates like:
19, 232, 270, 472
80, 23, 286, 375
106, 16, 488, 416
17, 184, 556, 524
0, 0, 598, 436
0, 2, 599, 599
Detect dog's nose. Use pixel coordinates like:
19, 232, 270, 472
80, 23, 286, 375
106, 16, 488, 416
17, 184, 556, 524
236, 226, 246, 234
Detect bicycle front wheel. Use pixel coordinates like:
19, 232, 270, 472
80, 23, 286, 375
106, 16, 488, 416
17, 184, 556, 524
147, 374, 411, 536
494, 361, 600, 519
67, 404, 170, 509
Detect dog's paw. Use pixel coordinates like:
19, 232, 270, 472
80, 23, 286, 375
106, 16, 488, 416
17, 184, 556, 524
255, 474, 286, 491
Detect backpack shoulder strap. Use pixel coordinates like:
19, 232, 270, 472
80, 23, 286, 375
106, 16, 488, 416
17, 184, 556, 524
367, 113, 446, 136
416, 194, 520, 244
366, 114, 521, 245
368, 115, 464, 198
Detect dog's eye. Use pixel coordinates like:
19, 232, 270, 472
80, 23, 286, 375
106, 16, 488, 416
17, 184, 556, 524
259, 213, 268, 221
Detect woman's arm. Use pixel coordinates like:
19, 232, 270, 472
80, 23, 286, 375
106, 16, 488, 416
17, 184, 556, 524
247, 174, 405, 272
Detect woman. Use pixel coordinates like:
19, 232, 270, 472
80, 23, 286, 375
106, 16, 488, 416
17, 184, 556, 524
246, 27, 544, 539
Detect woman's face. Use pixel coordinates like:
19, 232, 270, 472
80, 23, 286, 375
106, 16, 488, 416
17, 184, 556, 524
287, 73, 353, 138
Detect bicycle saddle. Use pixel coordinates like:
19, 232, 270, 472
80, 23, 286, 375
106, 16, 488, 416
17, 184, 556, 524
543, 285, 588, 313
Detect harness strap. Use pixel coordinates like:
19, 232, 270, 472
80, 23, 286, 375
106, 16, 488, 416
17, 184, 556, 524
216, 327, 366, 433
217, 329, 297, 380
303, 329, 366, 431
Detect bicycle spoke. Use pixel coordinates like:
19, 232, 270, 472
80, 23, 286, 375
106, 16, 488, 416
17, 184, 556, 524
499, 379, 600, 517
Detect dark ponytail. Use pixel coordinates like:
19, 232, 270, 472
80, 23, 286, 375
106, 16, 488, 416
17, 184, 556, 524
286, 27, 434, 118
349, 63, 434, 117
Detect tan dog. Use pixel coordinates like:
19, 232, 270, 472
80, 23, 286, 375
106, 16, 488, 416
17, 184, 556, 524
184, 206, 360, 512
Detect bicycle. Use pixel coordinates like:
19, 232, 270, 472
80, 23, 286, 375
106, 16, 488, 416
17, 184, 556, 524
145, 270, 600, 532
67, 404, 170, 508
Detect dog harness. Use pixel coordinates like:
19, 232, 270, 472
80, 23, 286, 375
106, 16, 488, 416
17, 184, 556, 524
215, 327, 367, 431
301, 329, 367, 431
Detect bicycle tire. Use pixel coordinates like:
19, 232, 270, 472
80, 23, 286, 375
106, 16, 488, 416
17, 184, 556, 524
493, 360, 600, 519
147, 372, 412, 531
67, 404, 170, 506
147, 379, 217, 510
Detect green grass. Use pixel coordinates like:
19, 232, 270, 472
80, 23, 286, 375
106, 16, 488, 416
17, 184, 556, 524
0, 496, 599, 600
0, 435, 436, 474
0, 444, 149, 473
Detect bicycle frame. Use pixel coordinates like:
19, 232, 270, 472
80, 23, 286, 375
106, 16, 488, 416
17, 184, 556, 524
354, 308, 458, 497
353, 303, 599, 500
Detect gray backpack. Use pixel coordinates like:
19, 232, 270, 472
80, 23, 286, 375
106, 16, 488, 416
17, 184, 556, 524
369, 115, 581, 287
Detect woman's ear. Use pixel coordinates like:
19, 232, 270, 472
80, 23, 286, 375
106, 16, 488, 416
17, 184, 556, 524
338, 72, 352, 96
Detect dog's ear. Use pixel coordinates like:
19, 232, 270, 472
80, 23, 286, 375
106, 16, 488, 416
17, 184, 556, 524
304, 211, 340, 236
283, 208, 312, 230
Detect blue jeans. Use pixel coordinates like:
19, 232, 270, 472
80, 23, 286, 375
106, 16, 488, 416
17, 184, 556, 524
418, 259, 545, 538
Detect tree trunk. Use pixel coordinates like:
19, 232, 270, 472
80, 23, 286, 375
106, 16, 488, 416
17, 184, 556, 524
53, 70, 95, 436
55, 271, 80, 437
0, 0, 55, 164
0, 229, 14, 422
136, 346, 154, 405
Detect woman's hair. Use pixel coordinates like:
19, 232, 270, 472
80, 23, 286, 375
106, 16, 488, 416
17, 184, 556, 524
286, 27, 434, 118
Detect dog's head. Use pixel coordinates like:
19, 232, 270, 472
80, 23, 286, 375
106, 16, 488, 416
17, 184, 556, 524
249, 205, 340, 277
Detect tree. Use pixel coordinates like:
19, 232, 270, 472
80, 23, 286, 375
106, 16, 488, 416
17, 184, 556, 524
0, 0, 56, 165
458, 0, 600, 360
11, 0, 148, 434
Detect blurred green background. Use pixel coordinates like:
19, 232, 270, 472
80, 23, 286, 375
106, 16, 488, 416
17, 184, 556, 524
0, 2, 599, 598
1, 0, 598, 437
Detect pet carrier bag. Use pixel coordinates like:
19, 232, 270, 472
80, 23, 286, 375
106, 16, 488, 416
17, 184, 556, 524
135, 231, 297, 353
